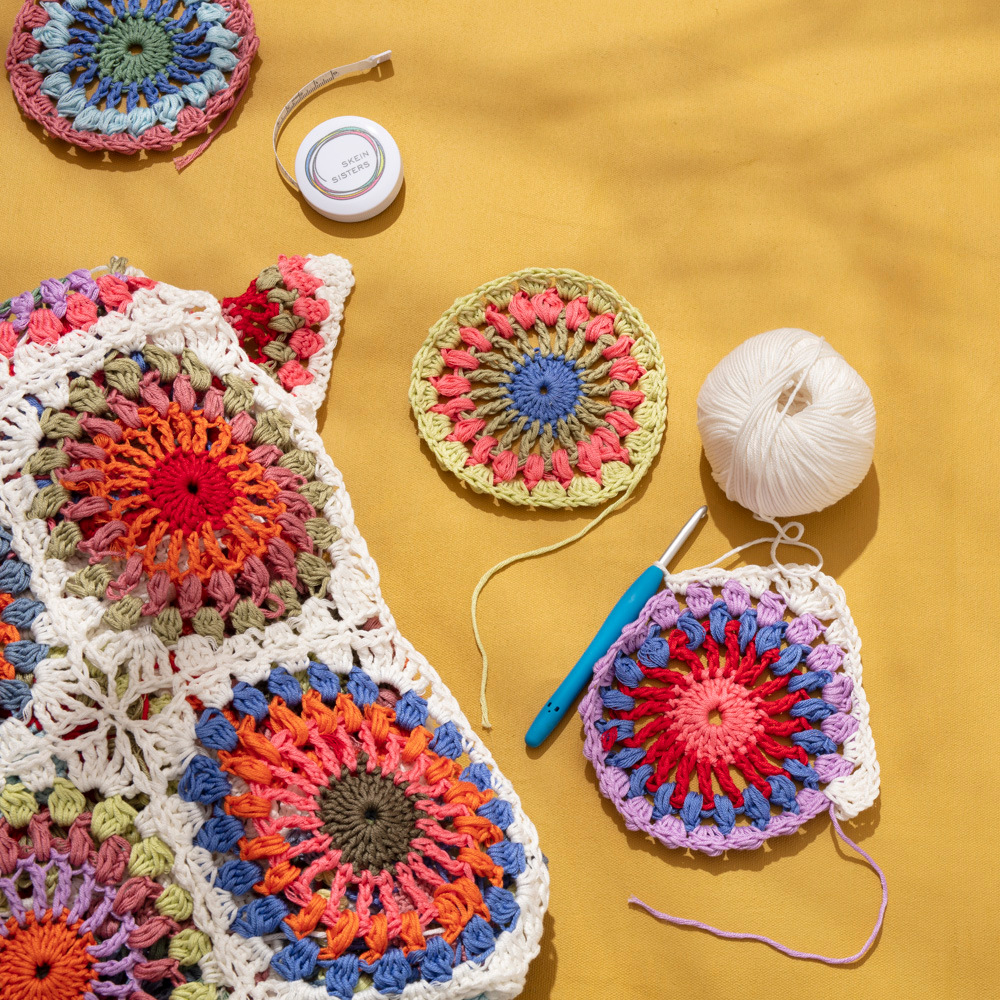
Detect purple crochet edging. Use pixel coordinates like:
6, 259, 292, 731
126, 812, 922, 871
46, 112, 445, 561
579, 585, 853, 856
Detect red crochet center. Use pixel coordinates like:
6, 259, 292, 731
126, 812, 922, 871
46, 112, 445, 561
607, 615, 815, 812
146, 450, 235, 534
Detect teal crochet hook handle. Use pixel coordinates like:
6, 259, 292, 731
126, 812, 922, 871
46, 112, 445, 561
525, 506, 707, 748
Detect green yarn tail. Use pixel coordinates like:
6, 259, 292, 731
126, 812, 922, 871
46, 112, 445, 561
472, 478, 640, 728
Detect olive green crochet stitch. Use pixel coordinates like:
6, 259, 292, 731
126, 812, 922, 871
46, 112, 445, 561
410, 268, 667, 509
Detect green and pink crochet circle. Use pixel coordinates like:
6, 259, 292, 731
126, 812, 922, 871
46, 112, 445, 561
410, 269, 667, 509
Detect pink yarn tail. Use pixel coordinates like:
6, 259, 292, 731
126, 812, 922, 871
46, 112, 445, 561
630, 805, 887, 965
173, 103, 239, 172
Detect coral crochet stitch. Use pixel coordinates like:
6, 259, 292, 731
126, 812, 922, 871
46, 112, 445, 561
580, 566, 878, 856
6, 0, 258, 165
181, 666, 530, 999
410, 268, 667, 508
0, 255, 548, 1000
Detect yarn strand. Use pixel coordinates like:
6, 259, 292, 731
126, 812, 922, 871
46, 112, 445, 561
173, 102, 240, 172
697, 516, 824, 574
473, 480, 640, 728
629, 804, 887, 964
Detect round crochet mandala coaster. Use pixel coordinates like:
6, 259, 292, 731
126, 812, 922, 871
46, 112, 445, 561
410, 268, 667, 509
6, 0, 258, 169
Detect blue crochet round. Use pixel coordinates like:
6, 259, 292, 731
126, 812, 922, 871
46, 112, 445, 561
9, 0, 257, 154
506, 351, 583, 425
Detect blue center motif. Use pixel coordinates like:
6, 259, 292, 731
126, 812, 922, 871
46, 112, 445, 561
506, 352, 583, 425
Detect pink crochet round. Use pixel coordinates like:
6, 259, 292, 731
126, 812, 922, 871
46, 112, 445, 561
580, 579, 868, 856
6, 0, 258, 168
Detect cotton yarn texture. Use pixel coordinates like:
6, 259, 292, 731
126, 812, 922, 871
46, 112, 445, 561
409, 268, 667, 726
579, 325, 883, 960
0, 255, 548, 1000
410, 268, 667, 509
580, 564, 879, 854
697, 328, 876, 520
6, 0, 258, 168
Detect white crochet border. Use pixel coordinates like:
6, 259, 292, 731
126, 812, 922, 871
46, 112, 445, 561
0, 256, 548, 1000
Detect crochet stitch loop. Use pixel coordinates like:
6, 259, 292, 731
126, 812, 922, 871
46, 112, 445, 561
0, 523, 46, 732
221, 256, 334, 393
0, 254, 548, 1000
20, 342, 338, 643
182, 664, 525, 998
6, 0, 258, 165
410, 268, 667, 509
0, 780, 209, 1000
581, 567, 879, 855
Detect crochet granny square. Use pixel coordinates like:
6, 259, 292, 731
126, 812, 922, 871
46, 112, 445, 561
0, 256, 548, 1000
580, 564, 878, 855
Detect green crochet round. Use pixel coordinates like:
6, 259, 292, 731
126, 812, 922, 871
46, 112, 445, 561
410, 268, 667, 509
95, 16, 175, 85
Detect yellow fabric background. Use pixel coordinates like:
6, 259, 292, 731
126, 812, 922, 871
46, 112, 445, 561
2, 1, 996, 997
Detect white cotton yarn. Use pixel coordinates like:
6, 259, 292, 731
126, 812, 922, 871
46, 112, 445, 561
697, 328, 876, 519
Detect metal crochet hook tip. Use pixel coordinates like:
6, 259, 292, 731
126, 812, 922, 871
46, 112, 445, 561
654, 505, 708, 571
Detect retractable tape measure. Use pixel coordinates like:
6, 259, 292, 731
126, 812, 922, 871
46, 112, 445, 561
273, 51, 402, 223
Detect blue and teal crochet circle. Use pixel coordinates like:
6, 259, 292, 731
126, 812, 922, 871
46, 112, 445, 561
6, 0, 258, 157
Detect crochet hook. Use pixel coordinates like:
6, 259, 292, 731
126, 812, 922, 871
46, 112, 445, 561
525, 505, 708, 748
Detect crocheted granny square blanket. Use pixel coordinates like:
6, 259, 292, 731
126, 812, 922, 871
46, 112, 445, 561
580, 565, 878, 856
0, 256, 548, 1000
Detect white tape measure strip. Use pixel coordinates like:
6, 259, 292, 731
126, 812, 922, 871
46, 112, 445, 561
273, 50, 392, 188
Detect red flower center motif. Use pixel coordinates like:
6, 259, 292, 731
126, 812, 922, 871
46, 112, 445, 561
70, 404, 285, 588
24, 345, 338, 640
146, 450, 237, 535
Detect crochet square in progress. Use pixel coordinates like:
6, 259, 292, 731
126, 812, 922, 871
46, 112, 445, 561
581, 566, 878, 855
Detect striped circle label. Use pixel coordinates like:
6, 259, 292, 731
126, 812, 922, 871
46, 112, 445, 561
303, 125, 386, 201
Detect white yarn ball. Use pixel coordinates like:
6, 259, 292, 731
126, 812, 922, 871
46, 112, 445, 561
697, 328, 876, 519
